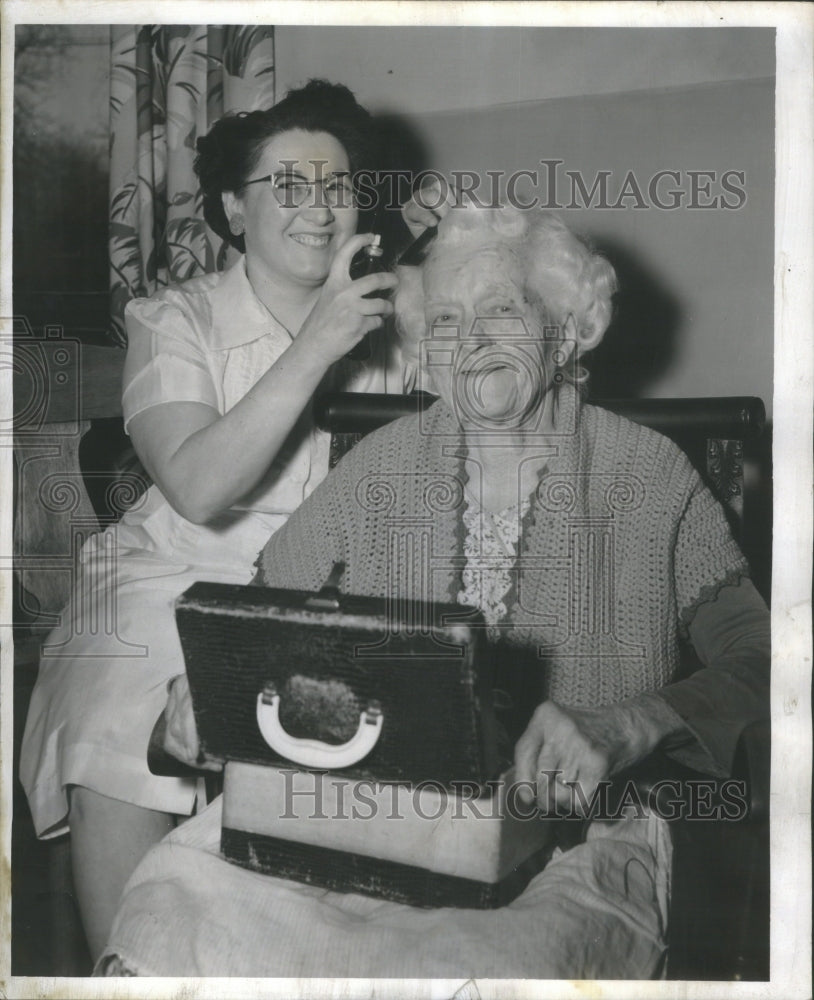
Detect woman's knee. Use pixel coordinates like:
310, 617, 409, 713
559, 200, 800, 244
68, 785, 174, 838
68, 785, 118, 828
67, 784, 96, 826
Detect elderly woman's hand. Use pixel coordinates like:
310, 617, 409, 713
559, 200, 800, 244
514, 694, 685, 815
163, 674, 222, 771
401, 175, 456, 240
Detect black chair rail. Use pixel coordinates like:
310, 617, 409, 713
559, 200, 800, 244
314, 391, 766, 441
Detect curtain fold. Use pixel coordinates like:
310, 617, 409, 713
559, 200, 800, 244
108, 25, 275, 345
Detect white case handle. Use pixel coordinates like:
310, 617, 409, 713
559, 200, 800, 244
256, 684, 383, 769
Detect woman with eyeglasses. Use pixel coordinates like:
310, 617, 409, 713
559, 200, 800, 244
20, 80, 412, 959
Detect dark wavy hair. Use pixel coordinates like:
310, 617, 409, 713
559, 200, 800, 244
194, 79, 376, 253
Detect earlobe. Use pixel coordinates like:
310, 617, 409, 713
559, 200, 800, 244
576, 297, 613, 353
561, 315, 579, 359
222, 191, 238, 215
222, 191, 245, 235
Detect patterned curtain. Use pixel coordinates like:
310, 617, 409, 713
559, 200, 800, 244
107, 25, 275, 346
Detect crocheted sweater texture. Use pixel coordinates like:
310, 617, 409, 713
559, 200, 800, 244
258, 392, 749, 712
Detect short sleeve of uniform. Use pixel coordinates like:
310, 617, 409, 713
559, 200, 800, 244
122, 294, 220, 433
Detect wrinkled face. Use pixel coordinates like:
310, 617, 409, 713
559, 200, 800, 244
229, 129, 358, 289
422, 246, 562, 430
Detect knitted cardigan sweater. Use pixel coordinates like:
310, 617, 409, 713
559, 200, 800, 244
258, 391, 764, 774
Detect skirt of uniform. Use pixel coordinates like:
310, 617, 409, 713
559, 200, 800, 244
19, 495, 284, 838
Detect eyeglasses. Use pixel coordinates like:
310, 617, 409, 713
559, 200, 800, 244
243, 172, 356, 209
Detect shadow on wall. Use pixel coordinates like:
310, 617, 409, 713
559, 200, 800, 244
361, 113, 689, 403
585, 236, 684, 401
364, 112, 434, 258
582, 235, 772, 604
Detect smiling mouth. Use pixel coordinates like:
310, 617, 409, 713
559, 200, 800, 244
459, 363, 509, 376
457, 346, 512, 375
290, 233, 332, 248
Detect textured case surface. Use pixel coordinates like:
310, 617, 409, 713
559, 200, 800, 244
176, 581, 500, 787
221, 829, 551, 909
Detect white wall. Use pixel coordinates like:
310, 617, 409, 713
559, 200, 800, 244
275, 26, 774, 112
277, 27, 775, 413
409, 78, 774, 408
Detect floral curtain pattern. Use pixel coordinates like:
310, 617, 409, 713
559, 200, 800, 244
108, 25, 275, 345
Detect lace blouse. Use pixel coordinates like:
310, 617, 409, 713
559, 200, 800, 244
459, 492, 532, 637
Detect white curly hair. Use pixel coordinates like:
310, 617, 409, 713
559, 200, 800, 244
394, 203, 617, 373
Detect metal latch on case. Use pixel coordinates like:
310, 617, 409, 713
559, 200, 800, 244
257, 681, 384, 768
304, 561, 345, 612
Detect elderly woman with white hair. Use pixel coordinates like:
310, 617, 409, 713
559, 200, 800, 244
97, 203, 769, 979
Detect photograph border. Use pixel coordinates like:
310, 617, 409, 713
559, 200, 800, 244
1, 2, 811, 998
